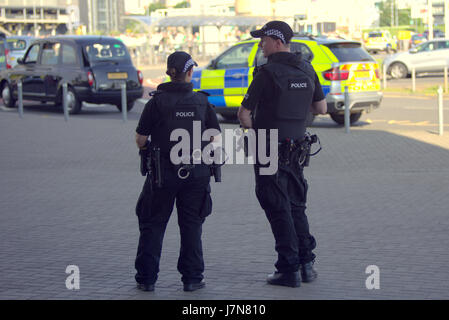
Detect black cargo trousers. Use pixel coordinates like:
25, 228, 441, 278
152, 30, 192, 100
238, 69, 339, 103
135, 169, 212, 286
255, 161, 316, 273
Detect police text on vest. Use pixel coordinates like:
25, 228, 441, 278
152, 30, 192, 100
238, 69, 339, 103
176, 111, 195, 118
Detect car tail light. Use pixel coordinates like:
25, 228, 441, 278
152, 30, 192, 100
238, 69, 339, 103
5, 49, 11, 69
375, 68, 380, 79
87, 71, 95, 87
137, 70, 143, 85
323, 67, 349, 81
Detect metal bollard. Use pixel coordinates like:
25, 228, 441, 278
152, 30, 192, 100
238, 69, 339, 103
344, 86, 350, 133
444, 67, 448, 94
18, 81, 23, 118
412, 67, 416, 92
438, 86, 444, 136
62, 83, 69, 122
382, 64, 387, 89
121, 82, 127, 123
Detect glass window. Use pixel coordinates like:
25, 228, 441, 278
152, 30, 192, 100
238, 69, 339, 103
62, 44, 77, 65
41, 43, 60, 65
325, 43, 374, 62
84, 42, 131, 64
7, 39, 27, 51
417, 42, 436, 52
24, 44, 40, 63
215, 43, 254, 69
368, 32, 382, 38
290, 42, 314, 62
436, 41, 449, 50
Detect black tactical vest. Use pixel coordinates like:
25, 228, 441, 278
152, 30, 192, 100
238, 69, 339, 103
256, 58, 316, 140
150, 89, 211, 177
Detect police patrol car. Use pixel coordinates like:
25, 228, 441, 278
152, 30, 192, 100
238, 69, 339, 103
191, 34, 382, 125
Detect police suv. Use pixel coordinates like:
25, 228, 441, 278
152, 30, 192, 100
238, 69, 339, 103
192, 34, 382, 125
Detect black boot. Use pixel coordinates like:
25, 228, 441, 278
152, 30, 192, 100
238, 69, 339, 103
183, 280, 206, 292
137, 283, 155, 292
300, 262, 317, 283
267, 271, 301, 288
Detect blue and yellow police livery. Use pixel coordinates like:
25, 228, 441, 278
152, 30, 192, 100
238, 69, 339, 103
191, 35, 382, 125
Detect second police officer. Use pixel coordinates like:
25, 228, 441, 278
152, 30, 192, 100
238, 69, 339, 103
134, 51, 221, 292
238, 21, 327, 287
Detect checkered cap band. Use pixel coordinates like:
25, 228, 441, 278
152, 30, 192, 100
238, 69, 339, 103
183, 58, 196, 73
264, 29, 286, 43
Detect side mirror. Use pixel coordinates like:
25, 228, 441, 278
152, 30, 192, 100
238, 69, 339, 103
409, 48, 418, 54
17, 58, 24, 65
208, 59, 216, 69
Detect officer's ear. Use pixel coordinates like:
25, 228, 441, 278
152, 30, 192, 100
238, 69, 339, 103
187, 68, 194, 77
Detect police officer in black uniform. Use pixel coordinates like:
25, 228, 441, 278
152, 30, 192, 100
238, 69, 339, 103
238, 21, 327, 287
135, 51, 221, 292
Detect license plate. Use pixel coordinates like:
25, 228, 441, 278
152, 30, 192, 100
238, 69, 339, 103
354, 71, 370, 79
107, 72, 128, 80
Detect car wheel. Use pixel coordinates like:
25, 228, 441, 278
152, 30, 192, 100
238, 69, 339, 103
64, 87, 82, 114
305, 112, 316, 127
1, 82, 17, 108
329, 112, 362, 125
116, 100, 135, 112
389, 62, 408, 79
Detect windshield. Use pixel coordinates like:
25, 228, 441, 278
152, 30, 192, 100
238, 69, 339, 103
368, 32, 383, 38
84, 42, 131, 64
325, 43, 374, 62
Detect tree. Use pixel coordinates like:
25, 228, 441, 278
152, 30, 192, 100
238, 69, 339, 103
378, 0, 411, 27
147, 1, 166, 15
174, 1, 190, 8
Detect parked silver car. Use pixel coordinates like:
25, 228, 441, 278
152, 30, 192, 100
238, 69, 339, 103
5, 36, 35, 68
383, 38, 449, 79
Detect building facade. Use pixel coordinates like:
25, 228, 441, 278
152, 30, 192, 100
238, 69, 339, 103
0, 0, 78, 35
79, 0, 125, 34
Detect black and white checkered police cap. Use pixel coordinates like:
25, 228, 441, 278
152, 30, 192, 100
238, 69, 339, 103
250, 20, 294, 44
167, 51, 198, 74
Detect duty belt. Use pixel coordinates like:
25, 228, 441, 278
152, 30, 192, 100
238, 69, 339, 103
278, 132, 321, 168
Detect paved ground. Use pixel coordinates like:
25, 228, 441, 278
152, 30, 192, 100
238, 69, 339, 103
0, 96, 449, 300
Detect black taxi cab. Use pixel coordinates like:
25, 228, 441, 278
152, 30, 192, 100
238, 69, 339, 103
0, 36, 143, 114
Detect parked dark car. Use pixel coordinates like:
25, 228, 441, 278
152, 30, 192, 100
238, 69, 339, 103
0, 36, 144, 114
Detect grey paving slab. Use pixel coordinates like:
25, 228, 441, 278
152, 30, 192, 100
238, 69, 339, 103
1, 99, 449, 300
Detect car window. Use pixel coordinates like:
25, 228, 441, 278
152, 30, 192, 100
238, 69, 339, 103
7, 39, 27, 51
368, 32, 382, 38
290, 42, 314, 62
24, 44, 40, 63
62, 44, 77, 65
41, 43, 60, 65
417, 42, 436, 52
325, 42, 374, 62
436, 41, 449, 50
215, 42, 254, 69
84, 42, 131, 64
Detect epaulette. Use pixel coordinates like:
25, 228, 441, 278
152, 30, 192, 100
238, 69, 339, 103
149, 90, 163, 97
196, 90, 210, 96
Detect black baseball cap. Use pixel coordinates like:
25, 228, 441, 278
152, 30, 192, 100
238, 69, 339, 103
250, 20, 294, 44
167, 51, 198, 73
